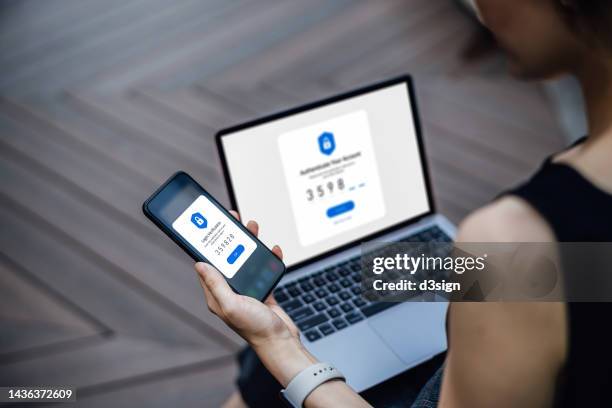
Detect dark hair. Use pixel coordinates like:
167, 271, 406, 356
558, 0, 612, 49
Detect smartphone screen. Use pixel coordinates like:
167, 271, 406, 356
172, 195, 257, 278
143, 172, 285, 301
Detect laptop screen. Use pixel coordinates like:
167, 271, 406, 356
219, 80, 431, 268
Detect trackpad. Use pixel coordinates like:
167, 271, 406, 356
368, 302, 448, 366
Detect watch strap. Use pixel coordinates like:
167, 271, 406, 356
280, 362, 345, 407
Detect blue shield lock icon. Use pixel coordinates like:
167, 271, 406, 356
318, 132, 335, 155
191, 212, 207, 229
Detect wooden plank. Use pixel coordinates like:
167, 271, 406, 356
0, 98, 226, 218
77, 358, 236, 407
418, 77, 563, 145
332, 8, 473, 85
0, 258, 103, 359
417, 86, 562, 161
0, 0, 209, 94
65, 92, 220, 171
208, 0, 419, 88
203, 82, 307, 121
81, 0, 287, 93
0, 0, 157, 88
131, 87, 241, 133
9, 0, 237, 98
270, 0, 454, 89
64, 93, 221, 180
322, 2, 465, 83
0, 0, 106, 51
0, 142, 243, 348
0, 334, 231, 389
0, 197, 236, 357
72, 0, 253, 94
144, 0, 356, 90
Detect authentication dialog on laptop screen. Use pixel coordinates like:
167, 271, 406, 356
219, 82, 430, 267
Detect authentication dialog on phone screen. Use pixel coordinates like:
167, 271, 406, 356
172, 195, 257, 278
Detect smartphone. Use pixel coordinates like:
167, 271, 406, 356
142, 171, 286, 301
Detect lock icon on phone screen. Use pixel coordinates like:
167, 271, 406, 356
191, 212, 207, 229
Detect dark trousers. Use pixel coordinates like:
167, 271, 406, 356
236, 347, 445, 408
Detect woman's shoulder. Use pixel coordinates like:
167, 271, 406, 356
456, 196, 556, 243
444, 198, 567, 406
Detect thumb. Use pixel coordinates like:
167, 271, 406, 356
195, 263, 234, 310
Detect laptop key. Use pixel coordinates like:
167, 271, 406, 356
326, 271, 340, 281
360, 302, 397, 318
353, 298, 367, 307
302, 294, 316, 303
300, 282, 314, 292
274, 291, 289, 303
328, 307, 341, 318
288, 287, 301, 297
338, 267, 351, 277
338, 291, 351, 301
315, 288, 328, 298
298, 314, 328, 331
304, 330, 322, 342
281, 299, 303, 312
351, 286, 362, 296
289, 306, 314, 322
340, 303, 354, 313
319, 324, 335, 336
313, 301, 327, 312
339, 278, 352, 288
327, 283, 340, 293
332, 318, 348, 330
345, 312, 364, 324
313, 277, 326, 287
352, 274, 362, 283
326, 296, 339, 306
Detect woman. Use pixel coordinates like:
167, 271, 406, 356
197, 0, 612, 406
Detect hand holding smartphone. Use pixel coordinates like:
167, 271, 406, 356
143, 171, 286, 301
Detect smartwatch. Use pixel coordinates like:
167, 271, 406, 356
279, 362, 345, 407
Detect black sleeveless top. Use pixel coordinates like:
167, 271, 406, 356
508, 146, 612, 407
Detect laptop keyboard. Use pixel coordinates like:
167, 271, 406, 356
274, 225, 451, 342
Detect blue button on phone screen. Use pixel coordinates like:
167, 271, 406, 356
227, 244, 245, 264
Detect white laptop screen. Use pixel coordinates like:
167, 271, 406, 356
220, 81, 431, 268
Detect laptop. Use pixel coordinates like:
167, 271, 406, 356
216, 75, 455, 391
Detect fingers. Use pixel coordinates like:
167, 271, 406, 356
272, 245, 283, 260
264, 294, 278, 306
198, 273, 222, 315
195, 263, 234, 312
246, 220, 259, 236
229, 210, 259, 237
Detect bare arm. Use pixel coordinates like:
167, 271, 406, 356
439, 197, 567, 408
254, 338, 370, 407
196, 212, 370, 408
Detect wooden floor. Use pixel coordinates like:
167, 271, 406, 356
0, 1, 564, 406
